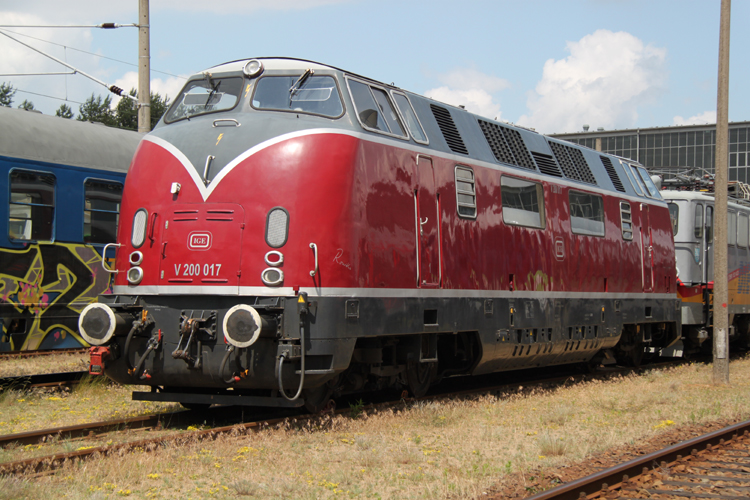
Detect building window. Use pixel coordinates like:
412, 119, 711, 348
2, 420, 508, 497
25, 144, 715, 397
501, 176, 545, 229
84, 180, 123, 244
454, 166, 477, 218
9, 170, 55, 241
569, 191, 604, 236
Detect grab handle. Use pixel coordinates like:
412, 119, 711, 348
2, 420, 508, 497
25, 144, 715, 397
309, 243, 318, 277
102, 243, 122, 274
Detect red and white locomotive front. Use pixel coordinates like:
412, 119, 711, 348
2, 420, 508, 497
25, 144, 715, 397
80, 59, 369, 408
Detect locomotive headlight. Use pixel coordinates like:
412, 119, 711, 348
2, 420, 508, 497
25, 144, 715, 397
131, 209, 148, 248
129, 251, 143, 266
223, 304, 262, 348
261, 268, 284, 286
243, 59, 264, 78
127, 266, 144, 285
79, 303, 119, 346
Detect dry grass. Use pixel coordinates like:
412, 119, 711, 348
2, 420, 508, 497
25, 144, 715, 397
0, 351, 90, 378
2, 357, 750, 499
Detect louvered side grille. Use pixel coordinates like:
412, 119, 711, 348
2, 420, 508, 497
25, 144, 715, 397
600, 156, 626, 192
479, 120, 536, 171
531, 152, 563, 177
549, 142, 597, 185
430, 105, 468, 155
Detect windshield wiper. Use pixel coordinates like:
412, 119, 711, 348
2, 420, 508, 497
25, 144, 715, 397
205, 80, 221, 109
289, 68, 313, 103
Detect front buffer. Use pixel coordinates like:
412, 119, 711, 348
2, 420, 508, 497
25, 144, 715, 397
79, 292, 354, 410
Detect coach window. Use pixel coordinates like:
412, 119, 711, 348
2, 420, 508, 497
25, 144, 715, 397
738, 213, 749, 248
346, 78, 407, 139
455, 166, 477, 218
392, 92, 428, 144
569, 191, 604, 236
501, 176, 545, 229
667, 202, 679, 235
8, 170, 55, 242
729, 211, 737, 246
84, 180, 123, 244
694, 204, 704, 239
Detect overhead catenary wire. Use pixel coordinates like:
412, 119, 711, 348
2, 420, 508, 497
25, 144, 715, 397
0, 28, 184, 79
0, 23, 138, 29
0, 29, 137, 103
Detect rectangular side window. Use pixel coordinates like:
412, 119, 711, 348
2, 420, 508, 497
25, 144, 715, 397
84, 180, 123, 244
620, 201, 633, 240
392, 92, 428, 144
729, 211, 737, 246
694, 204, 704, 238
501, 176, 545, 229
705, 205, 714, 241
667, 202, 679, 235
739, 213, 749, 248
9, 170, 55, 242
569, 191, 604, 236
455, 166, 477, 219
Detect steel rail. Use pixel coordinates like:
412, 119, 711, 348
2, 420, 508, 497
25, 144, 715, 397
0, 371, 89, 390
523, 419, 750, 500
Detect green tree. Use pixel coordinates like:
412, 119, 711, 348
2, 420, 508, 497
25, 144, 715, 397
115, 88, 171, 131
55, 103, 74, 119
0, 82, 16, 107
77, 93, 116, 126
18, 99, 35, 111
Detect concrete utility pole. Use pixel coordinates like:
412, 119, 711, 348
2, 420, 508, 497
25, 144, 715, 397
138, 0, 151, 133
713, 0, 731, 385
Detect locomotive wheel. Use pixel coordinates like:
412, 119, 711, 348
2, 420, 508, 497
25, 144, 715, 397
406, 361, 437, 398
302, 376, 339, 413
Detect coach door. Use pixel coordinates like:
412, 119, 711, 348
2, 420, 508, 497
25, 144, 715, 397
158, 203, 244, 293
415, 155, 441, 287
641, 203, 654, 292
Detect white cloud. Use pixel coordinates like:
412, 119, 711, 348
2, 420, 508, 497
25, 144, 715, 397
424, 68, 510, 120
673, 110, 716, 126
517, 29, 667, 134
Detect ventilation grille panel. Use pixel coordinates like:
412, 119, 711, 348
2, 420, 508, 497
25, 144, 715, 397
531, 152, 563, 177
548, 141, 597, 185
599, 156, 626, 192
430, 105, 468, 155
478, 120, 536, 171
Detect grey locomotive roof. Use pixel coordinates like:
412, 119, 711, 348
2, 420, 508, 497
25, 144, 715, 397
0, 106, 142, 174
171, 57, 660, 201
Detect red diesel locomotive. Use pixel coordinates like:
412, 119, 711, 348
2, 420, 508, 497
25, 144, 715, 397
79, 58, 680, 411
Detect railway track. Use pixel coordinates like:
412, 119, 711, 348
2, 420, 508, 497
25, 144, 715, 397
523, 419, 750, 500
0, 360, 681, 477
0, 371, 89, 390
0, 348, 87, 360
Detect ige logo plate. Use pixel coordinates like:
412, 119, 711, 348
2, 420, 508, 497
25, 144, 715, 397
188, 231, 212, 250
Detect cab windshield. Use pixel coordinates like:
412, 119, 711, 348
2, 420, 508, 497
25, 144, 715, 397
164, 76, 244, 123
251, 75, 343, 118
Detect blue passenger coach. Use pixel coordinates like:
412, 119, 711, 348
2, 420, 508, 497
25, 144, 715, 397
0, 107, 141, 351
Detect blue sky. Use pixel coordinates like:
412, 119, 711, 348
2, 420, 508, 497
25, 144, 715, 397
1, 0, 747, 134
